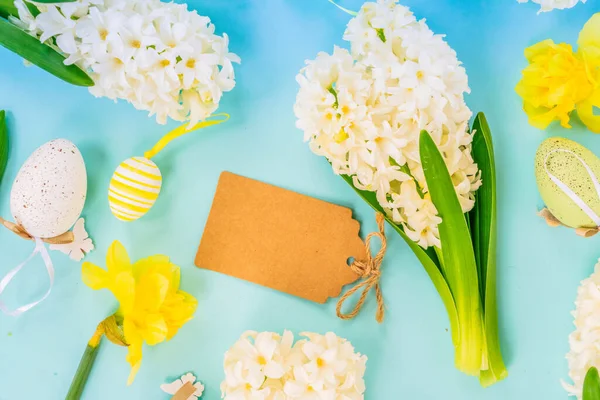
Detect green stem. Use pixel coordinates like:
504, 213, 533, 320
66, 336, 102, 400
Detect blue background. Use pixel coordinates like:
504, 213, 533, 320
1, 0, 599, 398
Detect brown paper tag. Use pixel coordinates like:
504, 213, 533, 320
195, 172, 365, 303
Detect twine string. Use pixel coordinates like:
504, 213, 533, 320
336, 212, 387, 323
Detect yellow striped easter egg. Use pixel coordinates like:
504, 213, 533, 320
108, 157, 162, 222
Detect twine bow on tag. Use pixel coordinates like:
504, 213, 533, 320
336, 212, 387, 323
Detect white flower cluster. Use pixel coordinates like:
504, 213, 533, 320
221, 331, 367, 400
517, 0, 586, 13
14, 0, 240, 125
294, 0, 480, 249
563, 259, 600, 399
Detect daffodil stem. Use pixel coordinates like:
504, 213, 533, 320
66, 329, 103, 400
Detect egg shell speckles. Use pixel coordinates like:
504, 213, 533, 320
535, 137, 600, 228
10, 139, 87, 239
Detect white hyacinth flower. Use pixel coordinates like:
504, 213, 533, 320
294, 0, 480, 248
221, 331, 367, 400
563, 259, 600, 399
15, 0, 240, 126
517, 0, 586, 12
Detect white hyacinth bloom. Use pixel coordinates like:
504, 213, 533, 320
563, 259, 600, 399
294, 0, 480, 248
517, 0, 586, 12
221, 331, 367, 400
14, 0, 239, 126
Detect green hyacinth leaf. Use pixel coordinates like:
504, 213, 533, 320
0, 0, 18, 18
470, 113, 508, 386
0, 17, 93, 86
0, 111, 8, 186
584, 367, 600, 400
420, 129, 483, 376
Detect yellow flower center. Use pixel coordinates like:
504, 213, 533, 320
160, 59, 171, 68
324, 112, 334, 121
340, 105, 350, 114
113, 58, 123, 67
168, 41, 177, 48
307, 385, 315, 392
99, 29, 108, 41
316, 357, 325, 368
416, 71, 424, 79
257, 355, 267, 365
245, 383, 252, 390
201, 91, 212, 102
334, 129, 349, 143
186, 58, 196, 69
130, 39, 141, 49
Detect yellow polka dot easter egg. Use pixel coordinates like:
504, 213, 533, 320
108, 157, 162, 222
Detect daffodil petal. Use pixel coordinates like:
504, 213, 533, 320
579, 13, 600, 64
137, 272, 169, 311
112, 271, 136, 314
577, 90, 600, 133
127, 360, 141, 386
142, 313, 168, 345
107, 241, 131, 275
163, 291, 197, 339
170, 265, 181, 293
523, 102, 565, 130
124, 319, 143, 385
132, 255, 170, 279
81, 262, 108, 290
524, 39, 555, 60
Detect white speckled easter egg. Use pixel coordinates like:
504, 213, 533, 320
108, 157, 162, 222
535, 137, 600, 228
10, 139, 87, 238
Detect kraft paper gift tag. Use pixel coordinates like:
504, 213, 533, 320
195, 172, 366, 303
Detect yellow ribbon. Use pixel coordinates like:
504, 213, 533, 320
327, 0, 357, 15
144, 113, 230, 160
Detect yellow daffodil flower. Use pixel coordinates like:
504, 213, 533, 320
578, 13, 600, 66
516, 13, 600, 133
67, 241, 197, 399
516, 40, 594, 130
576, 13, 600, 133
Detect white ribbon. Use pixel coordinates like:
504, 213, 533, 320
0, 238, 55, 317
545, 149, 600, 227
